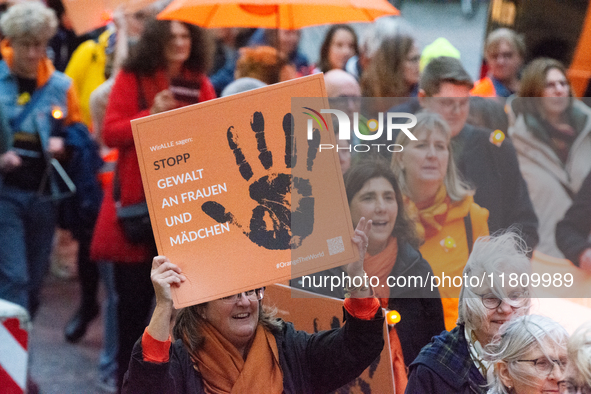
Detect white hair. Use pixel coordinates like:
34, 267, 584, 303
486, 315, 569, 394
568, 320, 591, 386
458, 231, 532, 332
0, 1, 57, 41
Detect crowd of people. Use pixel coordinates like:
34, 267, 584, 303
0, 1, 590, 393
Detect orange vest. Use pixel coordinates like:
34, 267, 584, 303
471, 77, 496, 97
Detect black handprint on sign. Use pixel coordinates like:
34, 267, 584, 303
202, 111, 320, 250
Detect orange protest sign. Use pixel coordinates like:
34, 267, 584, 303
131, 74, 359, 307
264, 284, 395, 393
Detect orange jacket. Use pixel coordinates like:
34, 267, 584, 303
416, 195, 489, 330
471, 76, 497, 98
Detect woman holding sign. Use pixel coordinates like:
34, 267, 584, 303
90, 18, 216, 390
121, 218, 385, 394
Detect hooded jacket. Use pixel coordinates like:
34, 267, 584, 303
508, 98, 591, 258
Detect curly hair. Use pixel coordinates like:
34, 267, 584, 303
234, 46, 288, 85
318, 24, 359, 73
344, 157, 420, 249
0, 1, 58, 42
124, 19, 212, 75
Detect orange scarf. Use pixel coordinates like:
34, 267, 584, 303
194, 323, 283, 394
364, 237, 408, 393
404, 185, 451, 240
364, 236, 399, 300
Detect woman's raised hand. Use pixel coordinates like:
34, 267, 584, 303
151, 256, 186, 306
345, 217, 372, 297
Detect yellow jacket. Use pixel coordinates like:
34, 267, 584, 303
411, 195, 489, 330
65, 30, 111, 129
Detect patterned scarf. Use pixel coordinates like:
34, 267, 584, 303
404, 185, 451, 240
464, 326, 492, 382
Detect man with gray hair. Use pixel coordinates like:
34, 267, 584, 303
0, 1, 83, 317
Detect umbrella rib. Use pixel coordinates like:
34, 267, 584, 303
203, 4, 219, 27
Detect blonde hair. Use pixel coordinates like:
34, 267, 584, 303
0, 1, 58, 42
391, 111, 473, 202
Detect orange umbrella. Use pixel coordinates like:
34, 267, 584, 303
157, 0, 399, 29
61, 0, 162, 36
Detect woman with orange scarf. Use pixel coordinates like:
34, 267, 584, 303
391, 111, 489, 331
293, 159, 444, 390
121, 218, 385, 394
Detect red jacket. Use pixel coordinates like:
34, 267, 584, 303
91, 69, 216, 263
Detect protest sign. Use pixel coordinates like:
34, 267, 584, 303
131, 74, 359, 307
264, 284, 395, 393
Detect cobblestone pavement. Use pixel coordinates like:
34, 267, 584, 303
29, 275, 106, 394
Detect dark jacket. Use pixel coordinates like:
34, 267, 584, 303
122, 312, 384, 394
58, 122, 104, 238
556, 169, 591, 265
406, 325, 487, 394
455, 123, 539, 253
380, 99, 539, 253
292, 241, 445, 366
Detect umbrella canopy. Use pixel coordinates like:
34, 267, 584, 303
158, 0, 399, 29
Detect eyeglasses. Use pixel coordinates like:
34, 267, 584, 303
479, 291, 529, 310
558, 380, 591, 394
219, 288, 264, 304
545, 80, 569, 90
517, 357, 567, 376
